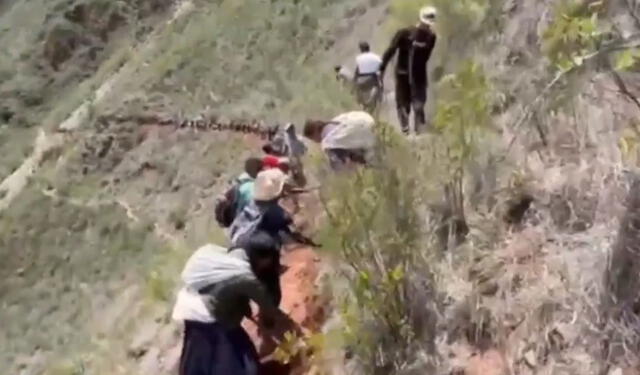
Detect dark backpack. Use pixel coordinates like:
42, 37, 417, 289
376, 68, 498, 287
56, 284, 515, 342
214, 184, 240, 228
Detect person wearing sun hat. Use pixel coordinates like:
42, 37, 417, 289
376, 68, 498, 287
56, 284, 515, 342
380, 5, 437, 135
229, 168, 318, 249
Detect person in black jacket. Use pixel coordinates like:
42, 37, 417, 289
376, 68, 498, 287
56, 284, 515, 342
380, 6, 437, 135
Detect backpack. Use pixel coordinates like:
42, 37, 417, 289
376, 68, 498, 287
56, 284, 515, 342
228, 203, 266, 247
214, 184, 240, 228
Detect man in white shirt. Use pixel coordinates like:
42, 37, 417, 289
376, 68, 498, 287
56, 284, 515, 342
353, 41, 383, 113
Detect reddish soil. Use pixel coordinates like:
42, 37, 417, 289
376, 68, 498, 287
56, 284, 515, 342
465, 350, 508, 375
243, 244, 325, 375
241, 134, 327, 375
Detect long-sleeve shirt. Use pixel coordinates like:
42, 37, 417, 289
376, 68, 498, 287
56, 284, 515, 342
380, 25, 436, 86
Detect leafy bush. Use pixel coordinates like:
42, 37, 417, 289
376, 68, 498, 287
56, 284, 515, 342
614, 48, 640, 72
431, 60, 493, 232
318, 123, 441, 372
542, 0, 605, 71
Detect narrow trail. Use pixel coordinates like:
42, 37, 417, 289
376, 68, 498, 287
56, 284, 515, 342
240, 134, 327, 375
0, 0, 195, 215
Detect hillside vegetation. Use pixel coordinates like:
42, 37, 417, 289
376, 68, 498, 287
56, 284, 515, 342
1, 0, 640, 374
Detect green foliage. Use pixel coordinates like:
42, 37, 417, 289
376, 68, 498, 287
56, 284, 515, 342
619, 123, 640, 166
146, 269, 173, 301
319, 123, 439, 371
46, 359, 86, 375
614, 48, 640, 72
431, 61, 492, 220
273, 330, 326, 369
542, 0, 605, 71
0, 127, 35, 181
434, 61, 491, 168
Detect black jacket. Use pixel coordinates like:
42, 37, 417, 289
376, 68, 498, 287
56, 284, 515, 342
381, 25, 436, 86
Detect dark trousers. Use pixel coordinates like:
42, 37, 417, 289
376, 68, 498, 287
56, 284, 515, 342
395, 73, 427, 134
179, 321, 259, 375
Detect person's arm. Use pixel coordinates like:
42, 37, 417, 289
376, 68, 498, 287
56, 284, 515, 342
425, 32, 437, 63
380, 29, 404, 76
287, 230, 321, 247
353, 60, 360, 83
236, 276, 281, 320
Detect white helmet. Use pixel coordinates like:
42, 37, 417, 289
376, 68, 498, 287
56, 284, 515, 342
419, 6, 437, 25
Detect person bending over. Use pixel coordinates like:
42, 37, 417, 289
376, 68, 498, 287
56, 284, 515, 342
303, 111, 377, 171
173, 232, 295, 375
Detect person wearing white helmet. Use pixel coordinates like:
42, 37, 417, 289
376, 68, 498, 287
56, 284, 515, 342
380, 6, 437, 135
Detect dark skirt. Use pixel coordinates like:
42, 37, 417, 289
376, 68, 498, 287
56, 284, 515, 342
179, 320, 259, 375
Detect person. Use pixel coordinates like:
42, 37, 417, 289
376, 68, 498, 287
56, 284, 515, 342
353, 41, 383, 112
229, 168, 317, 248
172, 232, 295, 375
214, 157, 263, 228
334, 64, 352, 85
303, 111, 377, 171
380, 6, 437, 135
262, 123, 307, 187
262, 155, 290, 174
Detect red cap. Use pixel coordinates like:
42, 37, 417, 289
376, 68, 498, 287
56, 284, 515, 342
262, 155, 281, 169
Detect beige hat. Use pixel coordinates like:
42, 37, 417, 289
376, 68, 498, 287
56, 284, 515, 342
253, 168, 287, 201
419, 6, 437, 26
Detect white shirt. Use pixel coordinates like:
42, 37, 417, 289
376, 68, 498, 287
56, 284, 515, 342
355, 52, 382, 75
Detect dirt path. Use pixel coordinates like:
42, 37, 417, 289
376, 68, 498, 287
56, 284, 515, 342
0, 0, 195, 215
243, 244, 325, 374
0, 129, 64, 211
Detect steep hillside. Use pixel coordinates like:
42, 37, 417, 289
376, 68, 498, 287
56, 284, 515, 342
2, 0, 640, 374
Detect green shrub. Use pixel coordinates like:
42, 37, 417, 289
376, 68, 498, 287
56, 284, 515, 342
542, 0, 605, 71
319, 123, 441, 372
432, 60, 493, 226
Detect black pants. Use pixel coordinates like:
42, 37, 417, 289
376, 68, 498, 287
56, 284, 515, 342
395, 73, 427, 134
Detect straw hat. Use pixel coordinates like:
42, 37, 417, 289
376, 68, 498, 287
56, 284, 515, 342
419, 6, 437, 26
253, 168, 287, 201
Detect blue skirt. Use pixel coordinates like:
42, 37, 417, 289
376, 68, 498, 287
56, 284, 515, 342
179, 321, 259, 375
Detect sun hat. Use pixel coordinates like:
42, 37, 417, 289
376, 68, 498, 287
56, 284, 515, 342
419, 6, 437, 26
253, 168, 287, 201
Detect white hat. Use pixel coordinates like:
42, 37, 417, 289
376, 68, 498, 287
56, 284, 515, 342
419, 6, 437, 25
253, 168, 287, 201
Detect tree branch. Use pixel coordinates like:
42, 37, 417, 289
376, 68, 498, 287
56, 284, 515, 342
503, 39, 640, 154
624, 0, 640, 31
610, 69, 640, 114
